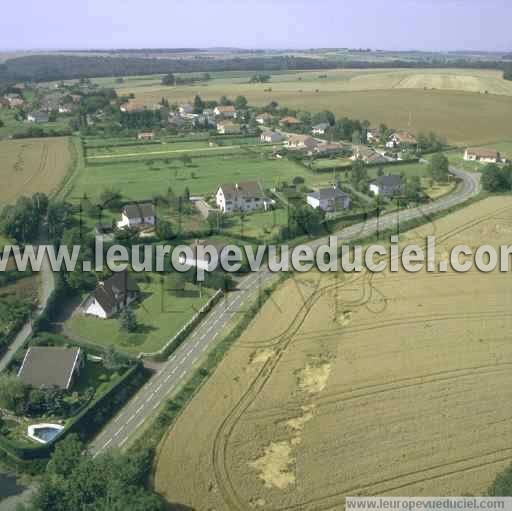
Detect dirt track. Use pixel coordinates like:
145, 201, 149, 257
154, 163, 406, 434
155, 196, 512, 510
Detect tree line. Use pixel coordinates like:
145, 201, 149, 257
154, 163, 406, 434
0, 54, 508, 84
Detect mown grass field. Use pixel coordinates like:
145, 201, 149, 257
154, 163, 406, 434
72, 151, 314, 203
0, 137, 72, 206
155, 196, 512, 509
64, 276, 213, 355
111, 68, 512, 145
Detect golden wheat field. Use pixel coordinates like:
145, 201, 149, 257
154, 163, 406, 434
0, 137, 71, 206
154, 196, 512, 510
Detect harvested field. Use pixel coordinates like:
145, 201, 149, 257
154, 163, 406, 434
0, 137, 71, 206
155, 196, 512, 509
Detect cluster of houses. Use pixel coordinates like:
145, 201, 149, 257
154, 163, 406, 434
1, 89, 78, 124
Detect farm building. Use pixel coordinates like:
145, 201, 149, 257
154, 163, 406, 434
217, 121, 241, 135
260, 130, 283, 143
83, 271, 140, 319
216, 181, 269, 213
369, 175, 404, 197
117, 202, 156, 229
18, 347, 83, 390
287, 134, 319, 151
464, 148, 502, 163
307, 186, 351, 212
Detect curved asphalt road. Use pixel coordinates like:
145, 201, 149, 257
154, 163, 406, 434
90, 165, 480, 456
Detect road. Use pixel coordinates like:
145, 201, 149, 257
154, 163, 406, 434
90, 165, 480, 456
0, 247, 55, 373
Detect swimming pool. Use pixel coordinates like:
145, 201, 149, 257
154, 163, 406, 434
27, 424, 64, 444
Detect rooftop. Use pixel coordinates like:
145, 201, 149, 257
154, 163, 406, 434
18, 347, 81, 390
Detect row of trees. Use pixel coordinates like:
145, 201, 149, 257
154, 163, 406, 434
481, 163, 512, 192
21, 434, 165, 510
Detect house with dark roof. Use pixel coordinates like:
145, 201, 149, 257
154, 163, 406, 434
83, 271, 140, 319
369, 175, 404, 197
307, 186, 351, 212
27, 111, 49, 124
117, 202, 156, 229
215, 181, 270, 213
18, 347, 83, 390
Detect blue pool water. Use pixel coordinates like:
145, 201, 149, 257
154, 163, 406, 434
33, 427, 62, 442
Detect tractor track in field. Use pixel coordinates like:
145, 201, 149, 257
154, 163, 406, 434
210, 202, 512, 511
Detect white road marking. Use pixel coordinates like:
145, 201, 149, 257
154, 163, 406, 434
119, 436, 128, 447
127, 414, 135, 424
102, 438, 112, 449
135, 405, 143, 414
155, 384, 162, 392
180, 370, 187, 378
114, 426, 124, 437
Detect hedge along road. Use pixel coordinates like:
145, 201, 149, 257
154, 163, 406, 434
89, 164, 480, 456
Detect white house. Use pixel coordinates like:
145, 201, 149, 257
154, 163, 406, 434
137, 131, 155, 141
214, 105, 236, 118
58, 104, 72, 114
366, 128, 380, 143
311, 123, 329, 135
307, 186, 351, 212
83, 271, 140, 319
260, 131, 283, 144
117, 202, 156, 229
217, 121, 240, 135
216, 181, 269, 213
351, 144, 388, 164
464, 148, 501, 163
369, 175, 404, 197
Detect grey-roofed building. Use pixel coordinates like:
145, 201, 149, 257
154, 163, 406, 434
27, 111, 49, 123
260, 130, 283, 144
17, 347, 83, 390
312, 123, 330, 135
83, 271, 140, 319
117, 202, 156, 229
369, 175, 404, 197
307, 186, 351, 212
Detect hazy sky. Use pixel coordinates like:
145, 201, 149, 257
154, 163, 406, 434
2, 0, 511, 52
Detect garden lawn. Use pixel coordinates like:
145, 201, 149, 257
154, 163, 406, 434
65, 276, 214, 355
